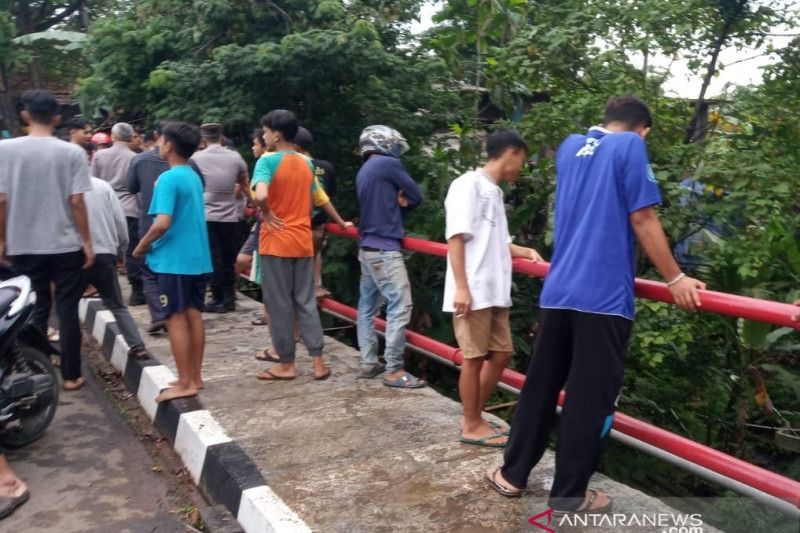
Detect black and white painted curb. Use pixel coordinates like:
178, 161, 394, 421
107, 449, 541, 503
79, 298, 311, 533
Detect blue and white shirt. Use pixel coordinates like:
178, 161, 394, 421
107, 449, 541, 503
539, 126, 662, 320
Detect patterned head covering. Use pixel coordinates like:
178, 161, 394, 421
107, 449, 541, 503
357, 125, 409, 159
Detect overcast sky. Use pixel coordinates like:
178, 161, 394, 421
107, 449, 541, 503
410, 2, 797, 98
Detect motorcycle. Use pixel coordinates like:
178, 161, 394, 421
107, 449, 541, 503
0, 275, 59, 448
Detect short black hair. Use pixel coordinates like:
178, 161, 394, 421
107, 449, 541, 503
143, 129, 156, 142
21, 90, 60, 124
65, 117, 90, 131
153, 120, 169, 134
292, 126, 313, 151
260, 109, 298, 141
486, 129, 528, 160
603, 96, 653, 129
161, 121, 200, 159
252, 128, 266, 148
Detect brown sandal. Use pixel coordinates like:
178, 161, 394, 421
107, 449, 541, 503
255, 348, 281, 362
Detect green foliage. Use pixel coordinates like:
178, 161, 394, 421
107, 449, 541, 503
59, 1, 800, 527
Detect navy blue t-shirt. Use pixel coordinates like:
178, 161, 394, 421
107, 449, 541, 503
540, 127, 662, 319
355, 155, 422, 251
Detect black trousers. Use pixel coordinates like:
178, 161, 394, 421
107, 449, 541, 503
126, 217, 143, 295
85, 255, 145, 350
207, 221, 239, 303
501, 308, 632, 511
10, 251, 86, 380
141, 264, 163, 324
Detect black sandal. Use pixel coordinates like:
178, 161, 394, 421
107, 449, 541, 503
0, 489, 30, 519
484, 466, 523, 497
255, 348, 281, 362
552, 489, 613, 516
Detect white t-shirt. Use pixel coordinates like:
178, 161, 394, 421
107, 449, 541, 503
443, 169, 512, 312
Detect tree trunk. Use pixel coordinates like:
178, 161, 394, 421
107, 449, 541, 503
684, 1, 748, 144
0, 63, 21, 135
683, 32, 727, 144
79, 0, 90, 31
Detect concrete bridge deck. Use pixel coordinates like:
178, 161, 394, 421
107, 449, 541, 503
123, 288, 709, 532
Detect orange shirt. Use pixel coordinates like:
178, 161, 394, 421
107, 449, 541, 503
251, 151, 329, 258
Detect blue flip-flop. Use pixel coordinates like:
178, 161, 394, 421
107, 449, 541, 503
460, 432, 508, 448
382, 374, 426, 389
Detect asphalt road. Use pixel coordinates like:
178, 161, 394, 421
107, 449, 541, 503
3, 349, 199, 533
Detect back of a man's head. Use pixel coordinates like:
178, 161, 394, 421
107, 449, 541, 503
260, 110, 299, 141
200, 123, 223, 144
21, 90, 60, 125
486, 129, 528, 160
111, 122, 134, 142
66, 117, 89, 132
293, 126, 313, 152
603, 96, 653, 130
162, 121, 200, 160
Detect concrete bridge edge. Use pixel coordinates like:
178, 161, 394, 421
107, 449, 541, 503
79, 297, 313, 533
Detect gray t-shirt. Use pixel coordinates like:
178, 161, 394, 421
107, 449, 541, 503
85, 177, 128, 257
191, 144, 248, 223
91, 142, 140, 218
0, 136, 92, 255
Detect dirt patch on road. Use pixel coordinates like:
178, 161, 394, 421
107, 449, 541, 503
83, 336, 208, 530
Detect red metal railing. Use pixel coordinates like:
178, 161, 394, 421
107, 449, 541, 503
327, 225, 800, 330
324, 223, 800, 509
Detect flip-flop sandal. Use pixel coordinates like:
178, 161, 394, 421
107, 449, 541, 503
128, 346, 151, 360
382, 374, 426, 389
251, 317, 269, 326
255, 348, 281, 362
484, 466, 522, 498
256, 370, 295, 381
460, 431, 508, 448
314, 369, 332, 381
552, 489, 613, 516
488, 420, 510, 434
0, 489, 30, 519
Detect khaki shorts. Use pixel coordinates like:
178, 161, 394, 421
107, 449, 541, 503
453, 307, 513, 359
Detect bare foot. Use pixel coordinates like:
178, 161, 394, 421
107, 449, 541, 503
168, 379, 204, 390
312, 358, 330, 380
0, 477, 27, 498
155, 384, 198, 403
63, 377, 86, 391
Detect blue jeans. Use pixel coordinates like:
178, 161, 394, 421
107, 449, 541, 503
357, 250, 412, 373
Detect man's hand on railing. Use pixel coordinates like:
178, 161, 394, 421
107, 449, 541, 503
669, 275, 706, 311
340, 221, 354, 230
523, 248, 544, 262
509, 243, 544, 262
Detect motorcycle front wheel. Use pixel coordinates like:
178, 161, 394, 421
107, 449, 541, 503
0, 344, 60, 448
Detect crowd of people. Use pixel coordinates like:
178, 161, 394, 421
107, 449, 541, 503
4, 88, 785, 521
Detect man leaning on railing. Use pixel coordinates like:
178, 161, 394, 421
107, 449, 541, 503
485, 96, 705, 517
